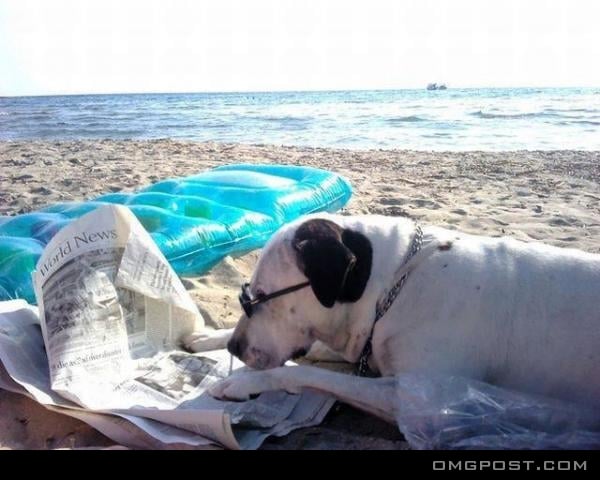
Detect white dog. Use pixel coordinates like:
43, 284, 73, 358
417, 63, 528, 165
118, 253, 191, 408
185, 214, 600, 421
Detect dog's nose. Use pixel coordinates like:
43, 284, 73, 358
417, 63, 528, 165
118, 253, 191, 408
227, 337, 246, 359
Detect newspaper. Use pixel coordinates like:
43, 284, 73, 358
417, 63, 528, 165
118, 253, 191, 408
0, 205, 333, 449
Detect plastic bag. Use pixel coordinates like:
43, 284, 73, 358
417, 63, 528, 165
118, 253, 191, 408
394, 373, 600, 450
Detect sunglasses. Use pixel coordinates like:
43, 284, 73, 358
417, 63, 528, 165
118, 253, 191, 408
239, 281, 310, 318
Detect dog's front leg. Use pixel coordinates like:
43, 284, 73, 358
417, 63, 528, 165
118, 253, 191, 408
210, 365, 397, 423
183, 328, 234, 353
303, 341, 346, 362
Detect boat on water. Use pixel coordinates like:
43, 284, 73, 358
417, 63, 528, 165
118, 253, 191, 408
427, 83, 447, 91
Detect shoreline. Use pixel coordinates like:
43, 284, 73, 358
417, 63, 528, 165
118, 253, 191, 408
3, 138, 600, 154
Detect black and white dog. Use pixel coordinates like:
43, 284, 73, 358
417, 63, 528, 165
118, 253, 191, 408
185, 214, 600, 421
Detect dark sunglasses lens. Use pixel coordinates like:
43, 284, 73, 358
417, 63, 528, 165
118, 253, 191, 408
241, 300, 253, 317
239, 285, 253, 317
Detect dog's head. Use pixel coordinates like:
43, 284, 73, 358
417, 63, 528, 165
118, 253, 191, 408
227, 216, 373, 369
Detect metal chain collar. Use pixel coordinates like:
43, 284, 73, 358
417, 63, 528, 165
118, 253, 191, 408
356, 224, 424, 377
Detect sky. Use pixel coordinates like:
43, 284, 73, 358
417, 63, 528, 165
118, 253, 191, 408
1, 0, 599, 96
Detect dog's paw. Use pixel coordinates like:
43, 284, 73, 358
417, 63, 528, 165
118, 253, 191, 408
182, 328, 233, 353
182, 331, 214, 353
208, 371, 277, 401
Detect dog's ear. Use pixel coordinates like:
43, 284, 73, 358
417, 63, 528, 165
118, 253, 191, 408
292, 218, 372, 308
294, 237, 356, 308
340, 228, 373, 302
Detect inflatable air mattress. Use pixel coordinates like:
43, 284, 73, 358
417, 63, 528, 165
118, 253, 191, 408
0, 164, 352, 303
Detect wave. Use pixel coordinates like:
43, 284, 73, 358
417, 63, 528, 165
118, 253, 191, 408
544, 107, 600, 114
386, 115, 427, 123
470, 109, 600, 121
470, 110, 548, 120
423, 132, 452, 138
243, 115, 313, 131
247, 115, 312, 123
568, 120, 600, 126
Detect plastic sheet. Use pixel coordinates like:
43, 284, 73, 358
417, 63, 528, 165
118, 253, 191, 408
394, 373, 600, 450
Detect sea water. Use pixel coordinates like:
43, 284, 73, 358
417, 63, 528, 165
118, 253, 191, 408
1, 87, 599, 150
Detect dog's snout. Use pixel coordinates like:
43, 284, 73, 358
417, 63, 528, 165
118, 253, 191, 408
227, 336, 247, 359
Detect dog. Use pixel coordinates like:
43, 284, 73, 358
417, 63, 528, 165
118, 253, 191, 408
185, 213, 600, 421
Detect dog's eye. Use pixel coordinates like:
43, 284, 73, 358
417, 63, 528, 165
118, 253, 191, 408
255, 289, 266, 298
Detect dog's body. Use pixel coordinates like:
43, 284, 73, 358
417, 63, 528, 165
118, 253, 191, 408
186, 214, 600, 418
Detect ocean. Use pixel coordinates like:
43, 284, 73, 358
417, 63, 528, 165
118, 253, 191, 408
1, 87, 599, 151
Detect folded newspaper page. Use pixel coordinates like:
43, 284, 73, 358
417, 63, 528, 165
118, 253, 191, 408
0, 204, 334, 449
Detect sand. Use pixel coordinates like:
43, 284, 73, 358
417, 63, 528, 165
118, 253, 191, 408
1, 140, 599, 449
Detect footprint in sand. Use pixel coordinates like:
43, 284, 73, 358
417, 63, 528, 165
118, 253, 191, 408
13, 174, 34, 182
451, 208, 468, 215
411, 198, 442, 209
492, 218, 510, 226
29, 186, 52, 195
370, 204, 411, 218
376, 185, 400, 193
549, 216, 577, 227
378, 196, 442, 211
379, 196, 409, 206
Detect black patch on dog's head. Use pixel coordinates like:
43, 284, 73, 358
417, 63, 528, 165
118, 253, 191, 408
292, 219, 372, 308
340, 228, 373, 302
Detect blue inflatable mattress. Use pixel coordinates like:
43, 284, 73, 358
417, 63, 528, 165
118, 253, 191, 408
0, 164, 352, 303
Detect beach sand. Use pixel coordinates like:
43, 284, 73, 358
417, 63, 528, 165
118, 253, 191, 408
1, 140, 599, 449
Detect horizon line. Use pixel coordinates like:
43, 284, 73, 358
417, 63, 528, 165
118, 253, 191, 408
2, 84, 599, 99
